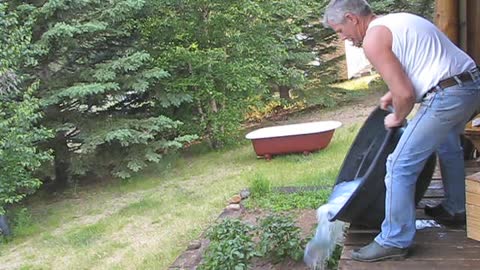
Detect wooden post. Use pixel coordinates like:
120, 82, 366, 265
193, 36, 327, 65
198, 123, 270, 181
466, 0, 480, 64
435, 0, 459, 44
466, 172, 480, 241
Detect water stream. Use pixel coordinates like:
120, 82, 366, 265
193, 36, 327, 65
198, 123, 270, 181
304, 179, 362, 269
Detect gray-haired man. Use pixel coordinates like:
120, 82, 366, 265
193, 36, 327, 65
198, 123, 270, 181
322, 0, 480, 262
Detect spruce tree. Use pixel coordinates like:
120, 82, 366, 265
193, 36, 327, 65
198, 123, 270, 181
26, 0, 196, 185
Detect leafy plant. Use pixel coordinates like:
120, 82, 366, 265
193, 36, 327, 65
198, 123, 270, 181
326, 244, 343, 269
0, 3, 52, 216
257, 213, 305, 263
206, 218, 254, 242
249, 174, 271, 198
199, 218, 257, 270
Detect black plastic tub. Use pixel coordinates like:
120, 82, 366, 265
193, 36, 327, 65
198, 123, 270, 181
330, 107, 436, 228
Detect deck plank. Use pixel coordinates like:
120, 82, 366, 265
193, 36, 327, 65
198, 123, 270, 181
339, 260, 480, 270
339, 161, 480, 270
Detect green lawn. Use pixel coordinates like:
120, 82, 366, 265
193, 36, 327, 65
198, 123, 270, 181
0, 124, 362, 270
0, 76, 385, 269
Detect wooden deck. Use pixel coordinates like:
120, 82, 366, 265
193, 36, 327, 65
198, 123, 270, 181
339, 160, 480, 270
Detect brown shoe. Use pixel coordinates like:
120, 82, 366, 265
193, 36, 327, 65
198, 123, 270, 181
351, 241, 408, 262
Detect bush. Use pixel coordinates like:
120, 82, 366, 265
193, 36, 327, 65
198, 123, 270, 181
200, 215, 306, 269
257, 213, 305, 262
0, 83, 52, 215
199, 219, 257, 270
0, 2, 52, 216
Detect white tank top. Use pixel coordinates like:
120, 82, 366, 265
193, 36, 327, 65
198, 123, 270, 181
367, 13, 476, 101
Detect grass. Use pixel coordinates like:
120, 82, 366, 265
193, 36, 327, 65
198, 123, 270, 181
0, 125, 360, 270
302, 74, 384, 108
0, 78, 379, 269
0, 124, 360, 269
244, 190, 331, 212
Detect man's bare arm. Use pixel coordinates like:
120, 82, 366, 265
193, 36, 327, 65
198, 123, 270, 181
363, 26, 416, 127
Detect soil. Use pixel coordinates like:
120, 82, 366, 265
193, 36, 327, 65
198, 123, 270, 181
168, 205, 317, 270
254, 90, 385, 129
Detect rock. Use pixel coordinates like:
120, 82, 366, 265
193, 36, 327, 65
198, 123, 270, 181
187, 240, 202, 250
240, 189, 250, 199
229, 195, 242, 204
226, 204, 241, 211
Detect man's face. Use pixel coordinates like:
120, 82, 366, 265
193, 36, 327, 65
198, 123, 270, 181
328, 14, 363, 47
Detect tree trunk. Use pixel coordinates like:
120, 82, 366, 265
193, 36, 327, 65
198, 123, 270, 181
279, 85, 291, 100
208, 99, 222, 149
53, 132, 71, 190
0, 214, 11, 237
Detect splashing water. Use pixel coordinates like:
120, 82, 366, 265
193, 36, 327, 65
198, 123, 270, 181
304, 179, 362, 269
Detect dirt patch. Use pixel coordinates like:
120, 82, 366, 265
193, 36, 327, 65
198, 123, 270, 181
244, 90, 384, 135
287, 91, 384, 127
169, 205, 319, 270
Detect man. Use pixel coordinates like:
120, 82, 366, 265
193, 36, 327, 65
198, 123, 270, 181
323, 0, 480, 262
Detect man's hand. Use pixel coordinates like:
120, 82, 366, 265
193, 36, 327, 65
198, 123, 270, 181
384, 113, 404, 128
380, 92, 393, 110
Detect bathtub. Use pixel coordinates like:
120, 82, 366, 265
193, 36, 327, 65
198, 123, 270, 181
245, 121, 342, 159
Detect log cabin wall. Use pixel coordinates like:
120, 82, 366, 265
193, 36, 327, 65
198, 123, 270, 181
436, 0, 480, 64
466, 0, 480, 64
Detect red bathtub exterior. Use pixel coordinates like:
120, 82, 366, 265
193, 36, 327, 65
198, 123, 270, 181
250, 130, 335, 159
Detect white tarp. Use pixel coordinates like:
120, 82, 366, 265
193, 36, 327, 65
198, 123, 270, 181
345, 41, 373, 79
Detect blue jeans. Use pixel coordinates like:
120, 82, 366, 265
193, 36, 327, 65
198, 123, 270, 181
375, 76, 480, 248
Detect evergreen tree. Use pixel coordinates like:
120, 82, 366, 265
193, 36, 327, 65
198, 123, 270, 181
139, 0, 325, 148
23, 0, 196, 185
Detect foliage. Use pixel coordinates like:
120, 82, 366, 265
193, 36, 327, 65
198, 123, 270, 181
245, 190, 331, 212
370, 0, 435, 18
248, 174, 271, 198
199, 218, 257, 270
0, 3, 52, 215
11, 0, 198, 184
200, 214, 307, 269
0, 88, 52, 215
244, 96, 306, 123
139, 0, 326, 148
257, 213, 305, 263
326, 244, 343, 269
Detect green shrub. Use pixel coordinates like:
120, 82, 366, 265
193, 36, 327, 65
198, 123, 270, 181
0, 3, 52, 216
199, 219, 257, 270
257, 213, 305, 263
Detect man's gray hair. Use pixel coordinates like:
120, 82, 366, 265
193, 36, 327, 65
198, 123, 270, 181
323, 0, 372, 26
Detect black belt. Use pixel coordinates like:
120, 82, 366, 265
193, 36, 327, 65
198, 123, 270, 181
427, 67, 480, 95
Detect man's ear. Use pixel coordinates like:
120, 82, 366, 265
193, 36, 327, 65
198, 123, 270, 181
345, 13, 358, 24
